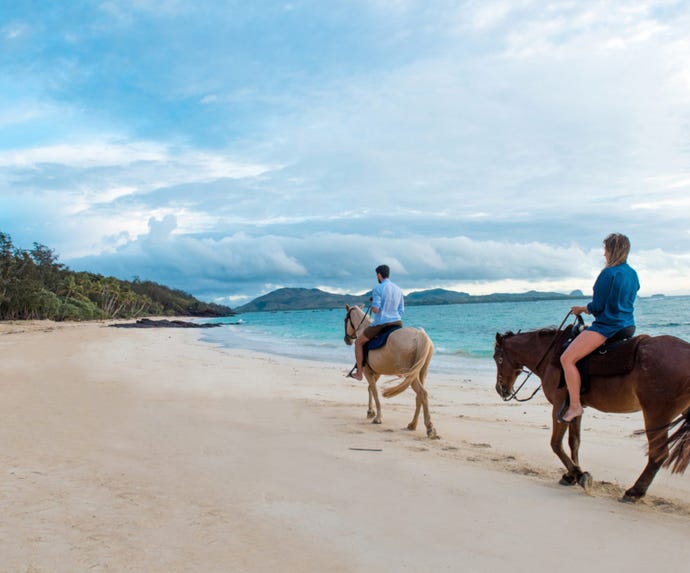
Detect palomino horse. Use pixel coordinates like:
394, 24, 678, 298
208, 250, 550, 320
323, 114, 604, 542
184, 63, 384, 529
493, 321, 690, 501
343, 305, 437, 438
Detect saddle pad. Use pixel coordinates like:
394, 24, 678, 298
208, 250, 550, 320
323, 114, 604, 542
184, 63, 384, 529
365, 324, 403, 351
558, 335, 649, 392
587, 335, 648, 377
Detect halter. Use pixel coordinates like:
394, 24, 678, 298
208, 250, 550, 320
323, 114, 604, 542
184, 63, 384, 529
497, 311, 577, 402
344, 305, 372, 342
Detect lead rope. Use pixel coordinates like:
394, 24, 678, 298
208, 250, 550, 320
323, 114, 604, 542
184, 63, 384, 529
502, 311, 577, 402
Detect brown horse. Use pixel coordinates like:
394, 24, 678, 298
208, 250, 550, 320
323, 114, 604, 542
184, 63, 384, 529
343, 305, 437, 438
494, 322, 690, 501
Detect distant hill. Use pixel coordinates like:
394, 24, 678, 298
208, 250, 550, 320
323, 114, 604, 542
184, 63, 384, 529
405, 288, 471, 305
236, 287, 587, 313
235, 288, 369, 312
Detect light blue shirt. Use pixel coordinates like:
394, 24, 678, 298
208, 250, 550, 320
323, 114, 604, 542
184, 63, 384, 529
371, 278, 404, 326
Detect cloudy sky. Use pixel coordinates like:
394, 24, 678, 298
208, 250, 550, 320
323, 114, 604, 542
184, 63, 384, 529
2, 1, 690, 305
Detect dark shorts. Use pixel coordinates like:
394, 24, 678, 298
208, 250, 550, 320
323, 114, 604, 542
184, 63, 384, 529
588, 322, 636, 340
363, 321, 402, 340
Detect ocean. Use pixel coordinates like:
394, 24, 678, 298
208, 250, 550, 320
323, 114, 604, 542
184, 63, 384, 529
200, 295, 690, 377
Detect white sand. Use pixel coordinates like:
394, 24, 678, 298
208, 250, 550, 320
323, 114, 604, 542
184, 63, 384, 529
1, 321, 689, 572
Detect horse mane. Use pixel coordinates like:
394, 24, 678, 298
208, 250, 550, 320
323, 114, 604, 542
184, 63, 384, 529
501, 327, 562, 339
537, 327, 560, 336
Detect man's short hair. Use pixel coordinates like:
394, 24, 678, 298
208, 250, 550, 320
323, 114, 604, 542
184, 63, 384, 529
375, 265, 390, 278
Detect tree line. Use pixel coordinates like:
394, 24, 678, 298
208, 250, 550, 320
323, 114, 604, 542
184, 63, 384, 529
0, 232, 234, 321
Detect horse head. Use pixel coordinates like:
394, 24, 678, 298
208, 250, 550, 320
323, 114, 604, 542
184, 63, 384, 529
493, 331, 524, 399
343, 304, 367, 345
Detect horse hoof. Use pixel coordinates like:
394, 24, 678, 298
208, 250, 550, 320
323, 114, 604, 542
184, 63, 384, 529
366, 411, 375, 419
372, 419, 382, 425
559, 474, 577, 486
427, 428, 439, 439
621, 491, 643, 503
578, 472, 592, 492
406, 424, 417, 431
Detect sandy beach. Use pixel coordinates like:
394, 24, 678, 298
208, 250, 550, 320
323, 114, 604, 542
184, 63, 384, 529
1, 321, 690, 572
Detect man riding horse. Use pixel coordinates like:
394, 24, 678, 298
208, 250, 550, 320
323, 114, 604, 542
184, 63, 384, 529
350, 264, 404, 381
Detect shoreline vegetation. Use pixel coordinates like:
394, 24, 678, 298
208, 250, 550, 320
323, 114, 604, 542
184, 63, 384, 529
0, 232, 234, 321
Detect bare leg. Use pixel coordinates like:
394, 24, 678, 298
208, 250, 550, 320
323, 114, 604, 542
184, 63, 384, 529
559, 329, 606, 422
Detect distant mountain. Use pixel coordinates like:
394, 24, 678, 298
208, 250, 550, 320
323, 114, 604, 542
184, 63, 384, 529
235, 288, 369, 312
405, 288, 471, 305
235, 287, 587, 313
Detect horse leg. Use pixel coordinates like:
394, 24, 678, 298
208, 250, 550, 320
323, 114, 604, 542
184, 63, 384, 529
622, 414, 670, 502
366, 386, 376, 419
408, 379, 437, 438
406, 378, 422, 431
417, 346, 437, 438
567, 421, 592, 490
550, 411, 586, 487
366, 373, 382, 424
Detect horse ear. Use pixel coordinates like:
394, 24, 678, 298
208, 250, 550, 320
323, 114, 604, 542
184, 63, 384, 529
346, 304, 350, 310
495, 332, 502, 343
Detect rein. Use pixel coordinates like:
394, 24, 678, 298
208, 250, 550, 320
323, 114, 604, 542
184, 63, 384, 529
344, 305, 372, 342
499, 311, 578, 403
345, 305, 373, 378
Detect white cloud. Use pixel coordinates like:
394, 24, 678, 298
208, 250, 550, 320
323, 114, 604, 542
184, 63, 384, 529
2, 22, 27, 40
0, 141, 167, 169
0, 140, 275, 179
66, 220, 690, 301
468, 2, 512, 30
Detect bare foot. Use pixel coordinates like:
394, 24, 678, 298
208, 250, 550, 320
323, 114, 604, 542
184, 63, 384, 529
348, 370, 363, 380
559, 406, 583, 424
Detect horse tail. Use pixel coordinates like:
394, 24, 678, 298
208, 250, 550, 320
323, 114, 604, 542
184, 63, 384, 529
382, 329, 434, 399
663, 408, 690, 474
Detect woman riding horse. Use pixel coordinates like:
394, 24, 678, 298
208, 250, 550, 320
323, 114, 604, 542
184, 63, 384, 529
560, 233, 639, 423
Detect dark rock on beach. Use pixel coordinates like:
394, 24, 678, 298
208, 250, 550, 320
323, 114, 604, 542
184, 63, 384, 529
110, 318, 223, 329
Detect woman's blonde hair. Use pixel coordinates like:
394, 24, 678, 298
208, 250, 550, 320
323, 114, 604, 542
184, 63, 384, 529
604, 233, 631, 267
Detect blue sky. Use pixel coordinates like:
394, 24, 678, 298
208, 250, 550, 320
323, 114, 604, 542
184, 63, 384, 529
2, 1, 690, 305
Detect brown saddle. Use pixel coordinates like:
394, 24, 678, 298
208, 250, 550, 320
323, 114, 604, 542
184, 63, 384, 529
558, 334, 650, 393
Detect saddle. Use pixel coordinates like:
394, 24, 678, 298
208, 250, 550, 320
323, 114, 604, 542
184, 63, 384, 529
363, 324, 402, 365
558, 330, 649, 394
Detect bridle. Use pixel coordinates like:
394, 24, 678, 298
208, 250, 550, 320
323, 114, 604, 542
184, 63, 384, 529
496, 311, 579, 402
495, 339, 542, 402
344, 305, 372, 343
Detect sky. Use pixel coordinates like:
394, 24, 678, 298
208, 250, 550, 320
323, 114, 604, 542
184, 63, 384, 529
2, 0, 690, 305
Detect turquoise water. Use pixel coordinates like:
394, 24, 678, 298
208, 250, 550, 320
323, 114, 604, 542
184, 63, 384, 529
201, 296, 690, 375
